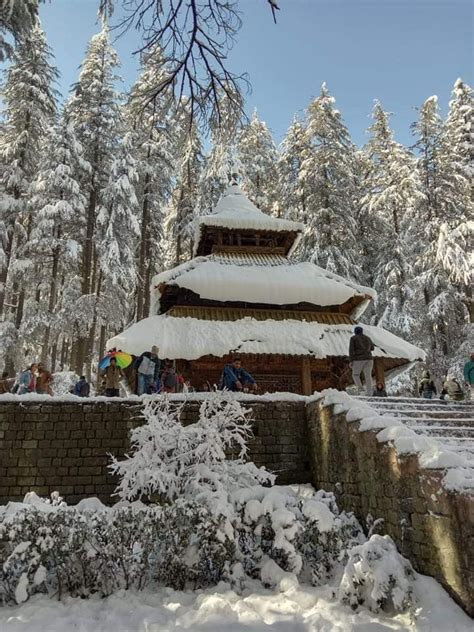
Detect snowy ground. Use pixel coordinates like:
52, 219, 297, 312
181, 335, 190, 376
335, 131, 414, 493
1, 576, 471, 632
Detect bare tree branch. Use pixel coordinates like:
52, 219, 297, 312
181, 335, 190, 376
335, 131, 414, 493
99, 0, 278, 129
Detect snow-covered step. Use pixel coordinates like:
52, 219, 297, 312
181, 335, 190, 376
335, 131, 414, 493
356, 395, 474, 410
349, 395, 474, 466
406, 425, 474, 439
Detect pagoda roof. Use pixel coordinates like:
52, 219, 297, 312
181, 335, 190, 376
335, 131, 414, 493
194, 184, 303, 255
107, 315, 425, 365
151, 252, 375, 319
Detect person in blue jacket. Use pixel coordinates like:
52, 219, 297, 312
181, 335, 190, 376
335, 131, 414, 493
220, 358, 257, 392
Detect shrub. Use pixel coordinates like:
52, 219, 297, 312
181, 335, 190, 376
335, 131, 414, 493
338, 534, 415, 613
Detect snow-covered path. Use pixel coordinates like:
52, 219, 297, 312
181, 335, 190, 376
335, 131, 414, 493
0, 576, 471, 632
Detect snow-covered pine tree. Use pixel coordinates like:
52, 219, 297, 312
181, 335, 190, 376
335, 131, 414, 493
0, 0, 43, 61
164, 109, 203, 266
67, 23, 122, 374
27, 111, 87, 368
96, 133, 140, 360
278, 117, 310, 223
126, 46, 176, 321
236, 110, 279, 215
433, 80, 473, 372
362, 101, 424, 337
0, 19, 58, 370
197, 86, 242, 216
297, 84, 362, 282
408, 95, 459, 374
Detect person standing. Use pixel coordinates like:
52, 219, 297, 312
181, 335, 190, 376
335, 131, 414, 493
348, 326, 374, 396
36, 363, 53, 395
464, 353, 474, 400
160, 362, 179, 393
17, 363, 38, 395
134, 346, 161, 395
418, 371, 437, 399
220, 358, 257, 392
102, 357, 123, 397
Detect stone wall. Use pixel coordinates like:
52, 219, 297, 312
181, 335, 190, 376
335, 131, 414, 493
0, 398, 310, 505
1, 396, 473, 615
307, 400, 474, 616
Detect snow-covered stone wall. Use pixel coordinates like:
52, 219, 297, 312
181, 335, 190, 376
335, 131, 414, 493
307, 398, 474, 616
0, 398, 310, 505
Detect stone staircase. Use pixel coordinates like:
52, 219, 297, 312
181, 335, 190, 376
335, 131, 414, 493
355, 396, 474, 461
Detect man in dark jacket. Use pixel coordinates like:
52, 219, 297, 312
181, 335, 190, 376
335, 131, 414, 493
418, 371, 437, 399
74, 376, 90, 397
221, 358, 257, 392
349, 326, 374, 396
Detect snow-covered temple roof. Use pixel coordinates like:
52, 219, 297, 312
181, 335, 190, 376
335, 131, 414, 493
107, 315, 425, 364
151, 252, 376, 319
194, 184, 303, 255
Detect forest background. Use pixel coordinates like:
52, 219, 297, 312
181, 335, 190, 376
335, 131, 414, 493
0, 0, 472, 386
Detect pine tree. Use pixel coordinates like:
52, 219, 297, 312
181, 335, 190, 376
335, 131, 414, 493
198, 87, 242, 216
0, 0, 43, 61
236, 110, 279, 215
27, 111, 87, 367
96, 134, 140, 359
67, 23, 122, 374
278, 117, 309, 223
297, 84, 362, 281
0, 19, 58, 369
126, 46, 176, 321
363, 101, 424, 336
165, 112, 203, 266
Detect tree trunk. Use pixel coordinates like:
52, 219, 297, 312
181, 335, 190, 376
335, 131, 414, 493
136, 173, 151, 321
42, 241, 61, 364
0, 230, 15, 319
51, 342, 58, 373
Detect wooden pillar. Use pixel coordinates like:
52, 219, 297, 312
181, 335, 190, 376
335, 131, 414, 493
374, 357, 385, 385
301, 357, 312, 395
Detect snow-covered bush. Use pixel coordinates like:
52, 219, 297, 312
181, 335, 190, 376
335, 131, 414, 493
0, 495, 235, 603
110, 394, 274, 513
232, 486, 363, 587
338, 534, 415, 613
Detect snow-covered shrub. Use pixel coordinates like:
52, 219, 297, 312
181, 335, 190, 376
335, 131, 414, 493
110, 394, 274, 512
338, 534, 415, 613
0, 495, 236, 603
232, 486, 363, 588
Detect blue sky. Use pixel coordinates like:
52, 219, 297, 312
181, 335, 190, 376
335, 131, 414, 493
39, 0, 472, 147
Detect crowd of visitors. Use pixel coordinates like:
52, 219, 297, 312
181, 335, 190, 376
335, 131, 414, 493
0, 338, 471, 401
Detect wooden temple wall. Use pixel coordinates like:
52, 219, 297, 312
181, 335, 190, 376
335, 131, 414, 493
176, 355, 349, 395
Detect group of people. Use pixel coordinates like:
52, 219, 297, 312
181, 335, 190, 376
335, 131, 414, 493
98, 348, 259, 398
99, 346, 196, 397
349, 326, 473, 400
0, 363, 53, 395
1, 335, 471, 401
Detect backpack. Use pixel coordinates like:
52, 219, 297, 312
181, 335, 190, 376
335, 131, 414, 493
138, 355, 155, 376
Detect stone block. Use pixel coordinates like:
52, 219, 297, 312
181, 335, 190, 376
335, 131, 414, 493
22, 439, 38, 449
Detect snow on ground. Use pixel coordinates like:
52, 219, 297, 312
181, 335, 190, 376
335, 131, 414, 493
0, 576, 471, 632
